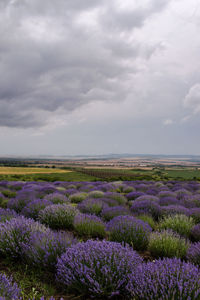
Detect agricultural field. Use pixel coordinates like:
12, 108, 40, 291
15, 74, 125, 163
0, 167, 97, 182
1, 180, 200, 299
0, 167, 70, 175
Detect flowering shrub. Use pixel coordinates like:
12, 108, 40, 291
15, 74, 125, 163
74, 214, 106, 238
126, 191, 145, 201
158, 190, 176, 198
0, 208, 18, 222
56, 240, 142, 298
159, 214, 195, 237
107, 215, 152, 250
187, 242, 200, 266
176, 188, 191, 199
131, 199, 161, 220
101, 206, 130, 221
161, 205, 190, 216
69, 192, 88, 203
0, 273, 21, 300
44, 192, 69, 204
0, 216, 47, 259
24, 230, 76, 271
159, 196, 180, 206
39, 204, 78, 230
127, 258, 200, 300
136, 195, 159, 202
101, 197, 119, 207
22, 198, 52, 219
148, 230, 189, 258
88, 190, 104, 198
190, 224, 200, 242
104, 192, 127, 205
7, 195, 31, 213
77, 198, 106, 216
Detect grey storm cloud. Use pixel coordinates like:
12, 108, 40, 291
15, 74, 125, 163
0, 0, 170, 128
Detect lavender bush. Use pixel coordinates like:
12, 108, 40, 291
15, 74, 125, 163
159, 214, 195, 237
22, 198, 52, 219
56, 240, 142, 298
39, 204, 78, 230
126, 191, 145, 201
0, 208, 18, 222
77, 198, 106, 216
161, 205, 190, 216
69, 192, 88, 203
44, 192, 69, 204
74, 213, 106, 238
0, 216, 47, 259
24, 230, 76, 271
107, 215, 152, 250
131, 199, 161, 220
101, 206, 130, 221
88, 190, 104, 198
127, 258, 200, 300
187, 242, 200, 266
0, 273, 21, 300
148, 230, 189, 259
104, 192, 127, 205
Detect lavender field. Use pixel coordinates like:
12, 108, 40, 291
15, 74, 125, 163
1, 180, 200, 299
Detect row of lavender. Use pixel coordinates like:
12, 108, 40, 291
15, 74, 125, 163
1, 180, 200, 299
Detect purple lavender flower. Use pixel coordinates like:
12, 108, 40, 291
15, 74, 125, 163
101, 206, 131, 221
77, 198, 107, 216
24, 230, 76, 271
131, 199, 161, 220
176, 188, 191, 200
161, 205, 190, 216
0, 208, 18, 222
44, 192, 69, 204
22, 198, 52, 220
159, 196, 180, 206
107, 215, 152, 251
0, 216, 48, 259
126, 191, 145, 201
0, 273, 21, 300
56, 240, 142, 298
127, 258, 200, 299
158, 190, 177, 198
187, 242, 200, 266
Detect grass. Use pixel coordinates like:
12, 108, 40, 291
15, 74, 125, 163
0, 170, 98, 182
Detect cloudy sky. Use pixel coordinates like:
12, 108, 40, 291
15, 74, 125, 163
0, 0, 200, 156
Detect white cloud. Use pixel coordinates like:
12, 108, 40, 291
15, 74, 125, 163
183, 84, 200, 114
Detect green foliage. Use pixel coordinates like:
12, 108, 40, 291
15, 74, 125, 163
69, 192, 88, 203
137, 215, 157, 230
148, 230, 189, 259
159, 214, 195, 237
74, 215, 106, 239
88, 190, 104, 198
1, 190, 16, 198
39, 204, 78, 230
